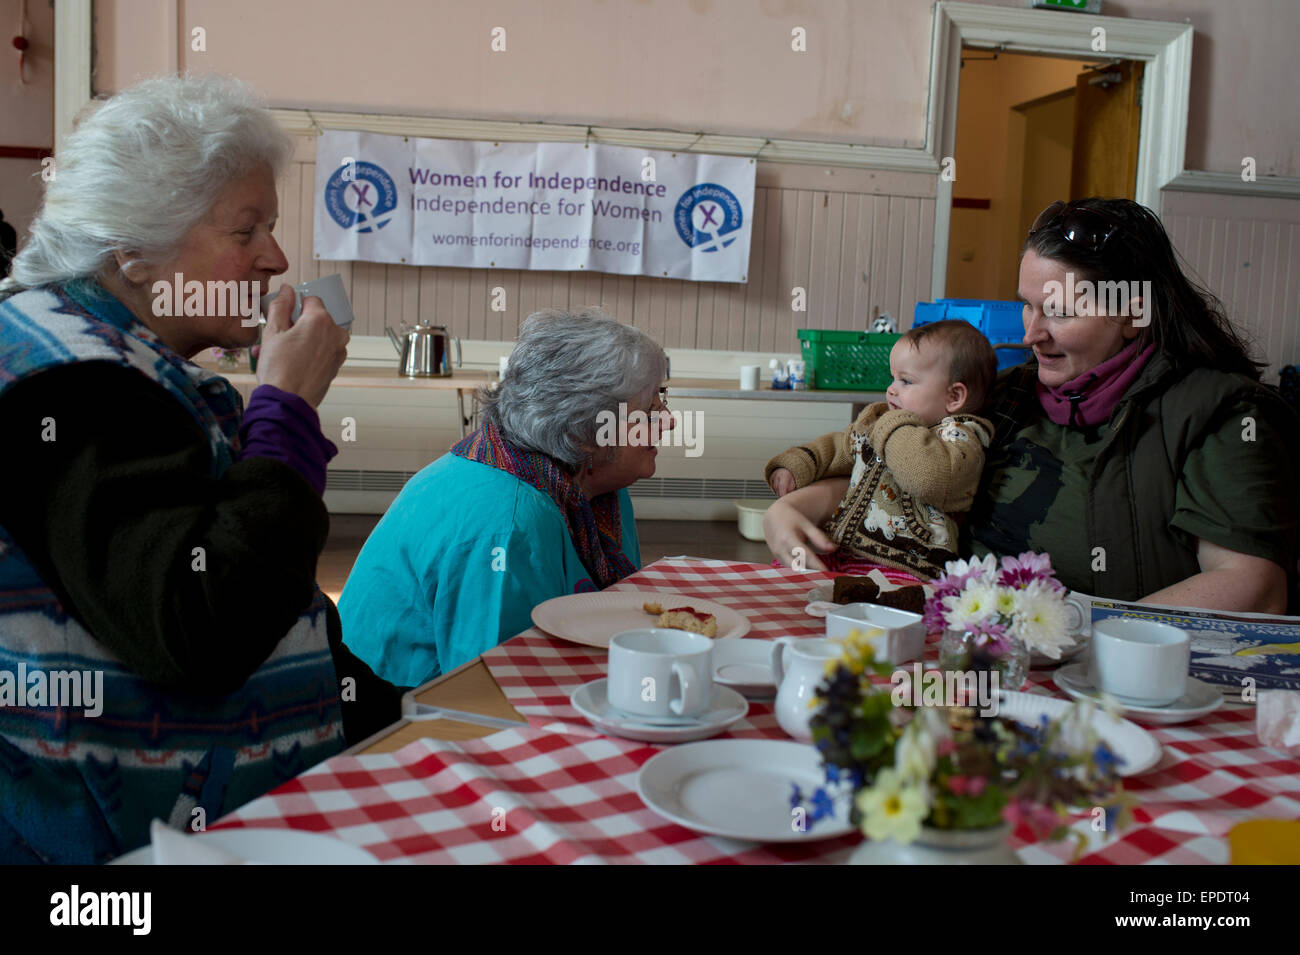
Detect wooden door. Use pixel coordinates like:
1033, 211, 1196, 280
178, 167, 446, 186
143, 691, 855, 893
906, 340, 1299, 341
1070, 61, 1143, 199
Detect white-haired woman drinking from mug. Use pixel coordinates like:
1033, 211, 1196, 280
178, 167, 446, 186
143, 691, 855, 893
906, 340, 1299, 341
0, 74, 400, 864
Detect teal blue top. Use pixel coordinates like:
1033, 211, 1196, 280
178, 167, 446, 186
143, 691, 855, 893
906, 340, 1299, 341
339, 454, 641, 688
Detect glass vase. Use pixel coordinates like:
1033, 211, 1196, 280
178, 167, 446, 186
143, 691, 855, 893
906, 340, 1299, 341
939, 628, 1029, 690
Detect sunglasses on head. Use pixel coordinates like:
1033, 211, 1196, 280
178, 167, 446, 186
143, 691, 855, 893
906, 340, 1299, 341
1028, 201, 1124, 254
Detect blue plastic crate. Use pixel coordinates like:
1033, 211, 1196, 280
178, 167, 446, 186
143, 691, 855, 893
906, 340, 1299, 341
912, 298, 1029, 371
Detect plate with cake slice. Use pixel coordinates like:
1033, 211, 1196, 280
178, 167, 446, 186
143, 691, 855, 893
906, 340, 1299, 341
530, 591, 751, 648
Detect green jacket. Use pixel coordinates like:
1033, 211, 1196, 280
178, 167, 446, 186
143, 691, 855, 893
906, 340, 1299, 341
965, 354, 1300, 611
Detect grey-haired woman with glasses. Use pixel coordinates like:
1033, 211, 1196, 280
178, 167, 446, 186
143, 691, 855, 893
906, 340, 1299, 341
766, 198, 1299, 614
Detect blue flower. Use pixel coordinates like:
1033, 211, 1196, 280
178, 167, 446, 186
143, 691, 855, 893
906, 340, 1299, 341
810, 787, 836, 822
1093, 743, 1123, 773
789, 783, 804, 809
824, 763, 842, 784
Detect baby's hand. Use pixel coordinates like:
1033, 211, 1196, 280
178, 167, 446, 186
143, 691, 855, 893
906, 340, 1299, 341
769, 468, 796, 497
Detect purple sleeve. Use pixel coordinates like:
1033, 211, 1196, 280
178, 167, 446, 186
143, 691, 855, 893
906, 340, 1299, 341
237, 385, 338, 495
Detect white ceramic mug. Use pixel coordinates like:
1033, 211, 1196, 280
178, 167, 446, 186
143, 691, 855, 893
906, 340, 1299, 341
770, 637, 842, 742
1088, 617, 1189, 706
260, 273, 354, 329
739, 365, 760, 390
607, 628, 713, 719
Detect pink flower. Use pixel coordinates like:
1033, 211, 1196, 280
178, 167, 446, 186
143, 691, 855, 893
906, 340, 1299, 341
936, 738, 957, 757
997, 552, 1064, 591
948, 775, 988, 797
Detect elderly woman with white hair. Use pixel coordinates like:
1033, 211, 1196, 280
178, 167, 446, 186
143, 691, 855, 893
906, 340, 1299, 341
0, 74, 399, 864
340, 308, 672, 688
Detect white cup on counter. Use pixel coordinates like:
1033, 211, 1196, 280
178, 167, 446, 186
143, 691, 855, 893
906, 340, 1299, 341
607, 628, 714, 719
1087, 617, 1190, 706
739, 365, 760, 390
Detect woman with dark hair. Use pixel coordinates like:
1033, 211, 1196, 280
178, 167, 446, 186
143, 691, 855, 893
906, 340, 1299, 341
765, 198, 1299, 613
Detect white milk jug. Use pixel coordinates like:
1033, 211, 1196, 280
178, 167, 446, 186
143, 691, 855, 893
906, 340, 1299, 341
770, 637, 842, 742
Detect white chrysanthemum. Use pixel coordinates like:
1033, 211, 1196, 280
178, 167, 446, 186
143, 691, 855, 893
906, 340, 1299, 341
943, 581, 999, 630
994, 585, 1019, 618
1012, 581, 1075, 657
942, 553, 998, 585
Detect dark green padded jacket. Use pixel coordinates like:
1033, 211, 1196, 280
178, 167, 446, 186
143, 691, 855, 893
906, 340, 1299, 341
965, 354, 1300, 612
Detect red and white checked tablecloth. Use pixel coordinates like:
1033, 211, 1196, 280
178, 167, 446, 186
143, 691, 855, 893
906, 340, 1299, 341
215, 558, 1300, 864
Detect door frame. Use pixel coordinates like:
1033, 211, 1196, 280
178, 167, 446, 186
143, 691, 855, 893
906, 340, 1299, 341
928, 2, 1192, 298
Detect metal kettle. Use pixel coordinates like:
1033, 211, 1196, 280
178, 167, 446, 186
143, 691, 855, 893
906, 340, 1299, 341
385, 321, 462, 377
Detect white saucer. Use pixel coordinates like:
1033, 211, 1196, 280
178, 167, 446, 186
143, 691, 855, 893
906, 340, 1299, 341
570, 679, 748, 743
997, 690, 1162, 776
1054, 663, 1224, 725
712, 640, 777, 698
636, 739, 854, 842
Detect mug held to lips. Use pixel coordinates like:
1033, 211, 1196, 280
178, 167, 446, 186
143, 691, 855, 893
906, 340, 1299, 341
260, 273, 355, 329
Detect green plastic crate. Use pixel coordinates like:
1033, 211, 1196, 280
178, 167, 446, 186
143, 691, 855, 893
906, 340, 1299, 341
797, 329, 899, 391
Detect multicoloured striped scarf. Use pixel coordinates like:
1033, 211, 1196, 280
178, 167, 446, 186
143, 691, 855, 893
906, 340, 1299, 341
452, 419, 636, 589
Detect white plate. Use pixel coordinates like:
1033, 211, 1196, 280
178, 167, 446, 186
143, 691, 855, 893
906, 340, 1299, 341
110, 828, 380, 865
570, 679, 749, 743
1054, 663, 1225, 726
997, 689, 1162, 776
532, 590, 750, 648
712, 639, 777, 698
636, 739, 854, 842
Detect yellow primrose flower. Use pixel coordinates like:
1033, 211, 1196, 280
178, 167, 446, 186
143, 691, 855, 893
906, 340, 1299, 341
855, 767, 928, 844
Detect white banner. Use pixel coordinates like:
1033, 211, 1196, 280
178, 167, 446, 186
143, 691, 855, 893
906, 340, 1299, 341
312, 131, 755, 283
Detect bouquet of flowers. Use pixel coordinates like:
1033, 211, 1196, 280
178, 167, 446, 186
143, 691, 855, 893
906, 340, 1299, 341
924, 552, 1083, 691
793, 630, 1132, 854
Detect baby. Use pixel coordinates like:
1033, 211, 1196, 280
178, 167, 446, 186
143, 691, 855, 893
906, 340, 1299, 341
766, 320, 997, 580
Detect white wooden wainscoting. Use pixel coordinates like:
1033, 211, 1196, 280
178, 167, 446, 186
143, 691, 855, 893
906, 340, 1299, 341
1161, 188, 1300, 383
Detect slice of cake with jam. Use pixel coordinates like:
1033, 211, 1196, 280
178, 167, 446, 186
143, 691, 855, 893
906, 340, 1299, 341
642, 601, 718, 637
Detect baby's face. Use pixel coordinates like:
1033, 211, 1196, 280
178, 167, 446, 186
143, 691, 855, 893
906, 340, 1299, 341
884, 338, 964, 425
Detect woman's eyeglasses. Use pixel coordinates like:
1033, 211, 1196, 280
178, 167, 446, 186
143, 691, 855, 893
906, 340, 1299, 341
1028, 200, 1123, 254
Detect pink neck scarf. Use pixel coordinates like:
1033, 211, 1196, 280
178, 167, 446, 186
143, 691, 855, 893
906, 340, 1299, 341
1036, 340, 1157, 428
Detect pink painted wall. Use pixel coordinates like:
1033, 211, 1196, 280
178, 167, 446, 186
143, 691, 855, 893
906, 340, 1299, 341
94, 0, 932, 148
0, 0, 54, 245
93, 0, 1300, 178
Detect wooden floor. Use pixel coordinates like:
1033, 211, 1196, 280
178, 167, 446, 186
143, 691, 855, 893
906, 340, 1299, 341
318, 514, 773, 600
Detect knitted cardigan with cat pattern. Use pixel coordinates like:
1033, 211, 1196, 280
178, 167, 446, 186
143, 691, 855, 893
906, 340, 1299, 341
766, 403, 993, 580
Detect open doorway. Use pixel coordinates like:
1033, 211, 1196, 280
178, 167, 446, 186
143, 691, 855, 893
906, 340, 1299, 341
945, 50, 1143, 301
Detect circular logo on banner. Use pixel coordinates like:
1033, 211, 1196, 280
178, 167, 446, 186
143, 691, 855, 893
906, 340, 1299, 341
674, 183, 743, 252
323, 161, 399, 233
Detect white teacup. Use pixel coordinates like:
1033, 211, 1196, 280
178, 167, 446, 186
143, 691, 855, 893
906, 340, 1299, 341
260, 273, 354, 329
1088, 617, 1189, 706
607, 628, 713, 719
